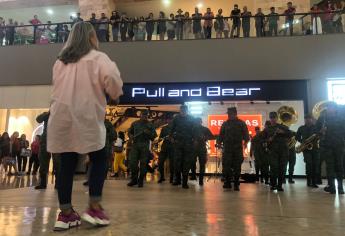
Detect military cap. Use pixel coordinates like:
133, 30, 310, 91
269, 111, 278, 119
227, 107, 237, 114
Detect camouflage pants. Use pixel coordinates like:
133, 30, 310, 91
320, 146, 344, 181
222, 147, 243, 184
174, 142, 194, 180
269, 147, 288, 187
129, 142, 150, 182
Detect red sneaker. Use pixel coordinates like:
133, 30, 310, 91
54, 210, 81, 231
82, 208, 110, 226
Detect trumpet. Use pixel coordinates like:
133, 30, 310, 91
296, 134, 319, 153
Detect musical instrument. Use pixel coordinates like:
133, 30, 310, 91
295, 101, 334, 153
296, 134, 318, 153
278, 106, 298, 149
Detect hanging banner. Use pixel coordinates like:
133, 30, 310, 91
207, 114, 263, 156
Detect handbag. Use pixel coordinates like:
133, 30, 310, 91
21, 148, 31, 157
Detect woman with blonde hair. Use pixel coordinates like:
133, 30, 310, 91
47, 21, 123, 231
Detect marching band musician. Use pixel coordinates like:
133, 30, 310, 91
296, 114, 320, 188
190, 117, 214, 186
250, 126, 268, 184
287, 131, 297, 184
262, 112, 293, 192
316, 103, 345, 194
217, 107, 249, 191
127, 110, 157, 188
158, 118, 175, 184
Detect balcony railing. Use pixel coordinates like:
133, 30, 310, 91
0, 11, 344, 46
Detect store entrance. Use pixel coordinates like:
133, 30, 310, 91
106, 99, 305, 177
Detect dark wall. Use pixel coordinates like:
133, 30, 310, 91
1, 34, 344, 110
1, 34, 345, 87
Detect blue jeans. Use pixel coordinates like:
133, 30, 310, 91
58, 148, 108, 210
112, 28, 119, 42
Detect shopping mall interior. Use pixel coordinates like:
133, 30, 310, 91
1, 0, 345, 235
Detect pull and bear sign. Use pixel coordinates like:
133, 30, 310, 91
207, 114, 263, 156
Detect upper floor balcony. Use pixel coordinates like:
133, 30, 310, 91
0, 10, 344, 46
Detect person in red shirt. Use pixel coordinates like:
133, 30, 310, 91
27, 135, 40, 175
29, 15, 42, 25
284, 2, 296, 36
324, 1, 335, 34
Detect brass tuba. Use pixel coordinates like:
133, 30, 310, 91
296, 101, 335, 153
277, 106, 298, 149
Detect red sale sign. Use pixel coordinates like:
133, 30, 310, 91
207, 114, 262, 156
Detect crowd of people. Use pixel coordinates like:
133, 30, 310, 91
1, 1, 345, 46
0, 131, 40, 176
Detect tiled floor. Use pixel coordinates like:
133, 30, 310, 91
0, 174, 344, 236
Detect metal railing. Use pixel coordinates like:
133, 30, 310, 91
0, 10, 344, 46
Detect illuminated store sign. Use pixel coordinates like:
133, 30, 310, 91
120, 80, 308, 105
132, 87, 261, 98
328, 79, 345, 105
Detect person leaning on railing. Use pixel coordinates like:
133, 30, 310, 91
230, 4, 241, 38
0, 17, 5, 46
192, 7, 203, 39
157, 11, 167, 40
183, 11, 192, 40
215, 8, 225, 39
166, 14, 176, 40
203, 7, 214, 39
241, 6, 252, 38
267, 7, 279, 36
110, 11, 120, 42
284, 2, 296, 36
145, 12, 155, 41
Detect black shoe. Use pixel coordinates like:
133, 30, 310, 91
111, 173, 119, 178
265, 181, 270, 185
311, 184, 319, 188
138, 182, 144, 188
172, 181, 181, 186
158, 178, 165, 184
35, 185, 47, 190
182, 184, 189, 189
277, 187, 284, 192
260, 178, 264, 183
338, 189, 345, 194
223, 182, 232, 189
127, 180, 138, 187
169, 177, 173, 184
234, 185, 240, 191
288, 179, 295, 184
329, 189, 336, 194
199, 180, 204, 186
190, 176, 197, 181
270, 186, 277, 191
83, 181, 89, 186
324, 185, 331, 192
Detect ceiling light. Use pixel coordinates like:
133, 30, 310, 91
162, 0, 171, 6
197, 3, 203, 9
46, 9, 54, 15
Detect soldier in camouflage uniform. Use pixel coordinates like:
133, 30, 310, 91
217, 107, 249, 191
316, 103, 345, 194
262, 112, 292, 192
170, 105, 197, 189
35, 111, 60, 190
104, 118, 117, 170
158, 120, 175, 184
127, 110, 157, 188
250, 126, 266, 183
191, 117, 214, 186
296, 114, 320, 188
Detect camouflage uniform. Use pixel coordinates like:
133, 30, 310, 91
36, 112, 60, 189
316, 113, 345, 193
128, 119, 157, 187
191, 124, 214, 186
158, 124, 175, 183
251, 131, 269, 183
296, 124, 320, 187
170, 114, 197, 188
217, 118, 249, 190
104, 119, 116, 170
263, 123, 292, 191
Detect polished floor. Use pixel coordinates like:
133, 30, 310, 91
0, 174, 345, 236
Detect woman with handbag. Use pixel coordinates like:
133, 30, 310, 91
112, 131, 127, 177
18, 134, 30, 173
